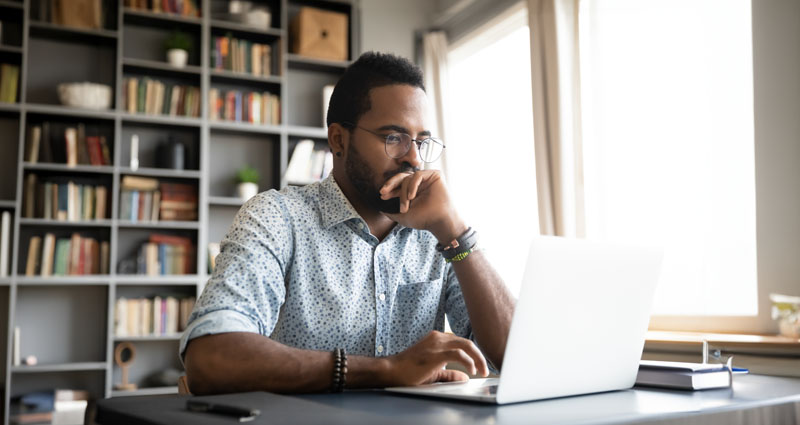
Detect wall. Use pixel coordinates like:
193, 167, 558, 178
359, 0, 436, 60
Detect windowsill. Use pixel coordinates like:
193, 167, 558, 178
644, 330, 800, 378
645, 330, 800, 355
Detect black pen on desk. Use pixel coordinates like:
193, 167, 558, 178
186, 399, 261, 422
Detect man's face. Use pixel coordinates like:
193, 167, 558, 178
344, 84, 430, 214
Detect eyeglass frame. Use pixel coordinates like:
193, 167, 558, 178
340, 121, 446, 163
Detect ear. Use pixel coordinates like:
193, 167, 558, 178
327, 123, 349, 157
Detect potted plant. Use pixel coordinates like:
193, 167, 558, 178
236, 165, 260, 201
164, 30, 192, 68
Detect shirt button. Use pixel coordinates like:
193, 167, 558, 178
377, 345, 384, 353
379, 293, 386, 301
358, 222, 365, 230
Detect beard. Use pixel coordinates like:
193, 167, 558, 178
345, 139, 418, 214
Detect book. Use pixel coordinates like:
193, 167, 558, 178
0, 63, 20, 103
635, 360, 741, 390
25, 236, 41, 276
65, 127, 78, 167
26, 126, 41, 163
40, 233, 56, 276
0, 210, 9, 277
23, 173, 36, 218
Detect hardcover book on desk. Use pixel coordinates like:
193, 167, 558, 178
635, 360, 745, 390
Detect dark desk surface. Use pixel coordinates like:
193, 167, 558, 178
96, 374, 800, 425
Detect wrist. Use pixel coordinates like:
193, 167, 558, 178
431, 216, 468, 245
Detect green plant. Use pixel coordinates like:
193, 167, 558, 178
236, 165, 260, 184
164, 30, 193, 52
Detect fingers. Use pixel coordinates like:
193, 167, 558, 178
380, 171, 429, 213
434, 369, 470, 383
445, 338, 490, 377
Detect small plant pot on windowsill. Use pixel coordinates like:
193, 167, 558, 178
167, 49, 188, 68
236, 182, 259, 201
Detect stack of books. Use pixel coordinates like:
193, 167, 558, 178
0, 63, 19, 103
285, 140, 333, 185
212, 35, 272, 76
114, 295, 196, 337
25, 233, 110, 277
25, 123, 112, 166
119, 177, 197, 222
135, 233, 195, 276
209, 89, 280, 125
636, 360, 747, 390
124, 0, 201, 17
159, 182, 198, 221
11, 389, 89, 425
123, 78, 201, 118
23, 174, 108, 221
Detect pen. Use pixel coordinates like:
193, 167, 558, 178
186, 399, 261, 422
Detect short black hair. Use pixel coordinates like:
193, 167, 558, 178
326, 51, 425, 129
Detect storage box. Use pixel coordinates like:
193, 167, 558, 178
290, 7, 349, 62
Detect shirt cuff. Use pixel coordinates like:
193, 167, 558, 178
178, 309, 261, 366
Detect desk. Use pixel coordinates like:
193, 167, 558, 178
96, 374, 800, 425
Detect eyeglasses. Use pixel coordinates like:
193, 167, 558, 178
343, 122, 446, 163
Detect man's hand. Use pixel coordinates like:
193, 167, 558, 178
379, 170, 467, 243
385, 331, 490, 386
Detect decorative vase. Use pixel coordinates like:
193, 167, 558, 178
237, 182, 258, 201
167, 49, 188, 68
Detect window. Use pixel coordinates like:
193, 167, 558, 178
446, 3, 537, 296
578, 0, 757, 318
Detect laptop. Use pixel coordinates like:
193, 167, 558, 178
386, 236, 663, 404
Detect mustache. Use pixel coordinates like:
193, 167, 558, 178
382, 163, 420, 180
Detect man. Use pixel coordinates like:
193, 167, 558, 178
182, 51, 514, 395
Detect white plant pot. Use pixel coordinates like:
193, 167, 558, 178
167, 49, 188, 68
237, 182, 259, 201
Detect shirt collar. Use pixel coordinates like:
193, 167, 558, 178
319, 174, 363, 229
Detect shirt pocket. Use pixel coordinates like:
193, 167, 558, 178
391, 278, 444, 347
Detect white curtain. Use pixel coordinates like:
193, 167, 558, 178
527, 0, 585, 237
422, 31, 450, 173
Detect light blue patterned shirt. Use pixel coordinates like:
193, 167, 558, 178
179, 174, 475, 361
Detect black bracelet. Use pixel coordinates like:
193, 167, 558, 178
437, 228, 479, 260
331, 348, 347, 393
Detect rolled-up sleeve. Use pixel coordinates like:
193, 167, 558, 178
179, 191, 292, 362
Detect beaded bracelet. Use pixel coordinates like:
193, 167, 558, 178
331, 347, 348, 393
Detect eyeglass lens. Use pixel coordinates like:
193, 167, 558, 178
385, 134, 443, 163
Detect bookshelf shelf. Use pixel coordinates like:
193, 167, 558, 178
18, 218, 113, 228
120, 113, 202, 128
209, 121, 282, 135
117, 220, 200, 230
209, 19, 284, 38
208, 196, 244, 207
123, 8, 203, 27
287, 125, 329, 139
287, 53, 351, 72
0, 45, 23, 54
25, 104, 116, 120
12, 362, 108, 373
111, 386, 178, 397
122, 58, 203, 76
0, 200, 16, 208
28, 21, 118, 42
16, 276, 111, 285
0, 102, 21, 113
0, 0, 23, 9
113, 335, 181, 342
115, 275, 200, 285
119, 167, 201, 179
210, 69, 283, 85
0, 277, 11, 285
22, 162, 114, 174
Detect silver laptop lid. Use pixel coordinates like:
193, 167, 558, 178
496, 236, 663, 404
